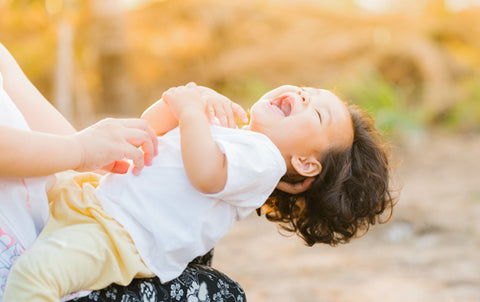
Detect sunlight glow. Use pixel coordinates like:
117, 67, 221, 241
353, 0, 396, 13
355, 0, 480, 13
119, 0, 166, 10
45, 0, 63, 15
445, 0, 480, 12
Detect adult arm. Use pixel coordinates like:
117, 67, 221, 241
0, 118, 157, 177
0, 125, 79, 177
0, 43, 158, 176
0, 42, 76, 134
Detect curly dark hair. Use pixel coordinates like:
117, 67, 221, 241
257, 104, 395, 246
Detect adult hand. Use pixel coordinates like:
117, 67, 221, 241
73, 118, 158, 175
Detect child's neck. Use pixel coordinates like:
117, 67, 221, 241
243, 124, 291, 171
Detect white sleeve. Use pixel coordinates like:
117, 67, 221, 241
204, 131, 286, 209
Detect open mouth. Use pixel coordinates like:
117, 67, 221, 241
270, 95, 292, 116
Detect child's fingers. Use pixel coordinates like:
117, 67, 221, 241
215, 105, 229, 127
210, 99, 241, 128
185, 82, 198, 88
161, 88, 175, 105
220, 102, 247, 128
222, 103, 236, 128
196, 86, 245, 127
231, 103, 249, 124
206, 99, 227, 127
206, 103, 216, 124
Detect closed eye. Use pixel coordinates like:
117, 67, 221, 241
316, 109, 322, 124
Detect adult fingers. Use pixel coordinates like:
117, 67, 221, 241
114, 118, 158, 158
121, 128, 156, 166
122, 145, 145, 176
140, 139, 155, 166
103, 160, 130, 174
140, 121, 158, 156
107, 121, 156, 174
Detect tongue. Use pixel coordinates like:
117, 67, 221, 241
271, 96, 292, 116
280, 100, 291, 116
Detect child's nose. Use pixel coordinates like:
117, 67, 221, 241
297, 91, 309, 105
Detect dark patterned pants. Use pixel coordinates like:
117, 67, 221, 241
72, 250, 246, 302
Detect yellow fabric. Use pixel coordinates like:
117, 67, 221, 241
3, 171, 153, 302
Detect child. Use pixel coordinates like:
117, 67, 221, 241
3, 83, 394, 301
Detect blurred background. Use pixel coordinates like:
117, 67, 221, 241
1, 0, 479, 301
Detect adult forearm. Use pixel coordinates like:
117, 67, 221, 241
0, 126, 80, 177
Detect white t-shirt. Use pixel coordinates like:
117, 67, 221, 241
96, 126, 286, 282
0, 72, 49, 296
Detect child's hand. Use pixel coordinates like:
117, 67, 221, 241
195, 85, 249, 128
162, 83, 206, 120
162, 82, 248, 128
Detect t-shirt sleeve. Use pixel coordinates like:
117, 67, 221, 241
203, 131, 286, 211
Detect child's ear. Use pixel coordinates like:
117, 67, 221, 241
291, 155, 322, 177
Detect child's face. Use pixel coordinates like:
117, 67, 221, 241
247, 85, 353, 173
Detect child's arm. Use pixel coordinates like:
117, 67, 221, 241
141, 87, 248, 136
141, 99, 179, 136
162, 83, 247, 194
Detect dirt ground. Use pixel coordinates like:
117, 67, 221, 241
213, 131, 480, 302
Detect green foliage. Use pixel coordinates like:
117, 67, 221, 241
2, 0, 479, 133
216, 74, 272, 108
443, 78, 480, 131
335, 71, 426, 139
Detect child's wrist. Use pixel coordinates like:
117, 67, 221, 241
178, 108, 208, 124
